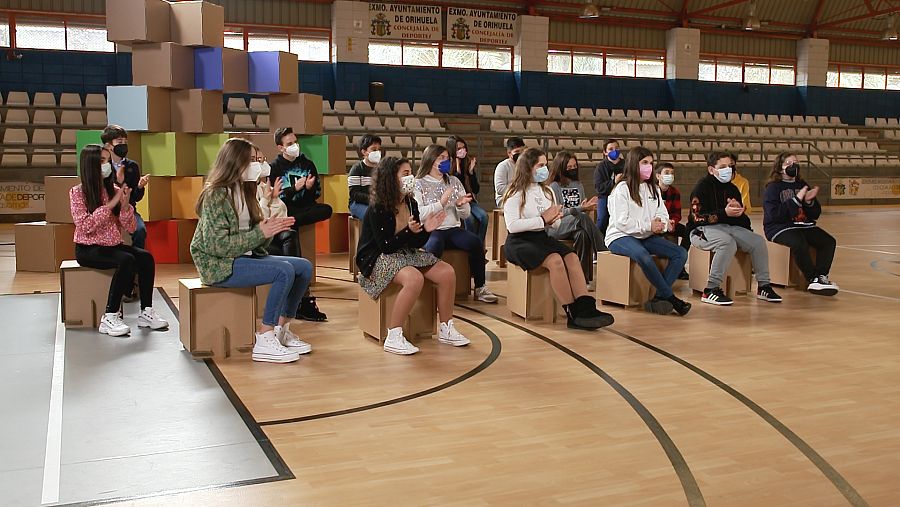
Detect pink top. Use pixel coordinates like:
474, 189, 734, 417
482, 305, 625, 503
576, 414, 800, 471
70, 184, 136, 246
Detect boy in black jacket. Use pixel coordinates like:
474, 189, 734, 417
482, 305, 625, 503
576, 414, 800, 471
102, 125, 149, 248
592, 138, 624, 231
268, 127, 332, 322
347, 134, 382, 220
688, 151, 782, 306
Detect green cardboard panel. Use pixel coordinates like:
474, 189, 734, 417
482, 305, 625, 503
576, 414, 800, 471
141, 132, 197, 176
299, 134, 346, 176
195, 133, 231, 176
75, 130, 103, 174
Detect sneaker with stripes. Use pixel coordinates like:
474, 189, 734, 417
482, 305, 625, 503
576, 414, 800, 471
701, 287, 734, 306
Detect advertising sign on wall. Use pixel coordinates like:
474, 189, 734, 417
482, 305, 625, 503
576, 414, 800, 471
0, 181, 45, 214
369, 3, 442, 41
446, 7, 518, 46
831, 177, 900, 199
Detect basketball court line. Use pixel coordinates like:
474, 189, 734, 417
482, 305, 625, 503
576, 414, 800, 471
837, 246, 900, 255
40, 297, 66, 504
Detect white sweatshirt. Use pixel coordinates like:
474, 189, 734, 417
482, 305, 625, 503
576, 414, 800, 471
605, 180, 669, 246
503, 183, 561, 233
414, 174, 471, 230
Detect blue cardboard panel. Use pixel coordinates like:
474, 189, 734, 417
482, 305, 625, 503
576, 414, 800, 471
194, 47, 224, 90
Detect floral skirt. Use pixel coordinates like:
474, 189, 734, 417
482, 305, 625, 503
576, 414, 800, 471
358, 249, 439, 299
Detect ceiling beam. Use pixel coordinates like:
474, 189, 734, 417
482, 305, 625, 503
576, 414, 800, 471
656, 0, 678, 12
679, 0, 691, 26
863, 0, 877, 13
806, 0, 827, 36
817, 5, 900, 28
687, 0, 747, 17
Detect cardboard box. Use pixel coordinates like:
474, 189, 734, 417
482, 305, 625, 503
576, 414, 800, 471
60, 260, 115, 328
135, 176, 173, 221
299, 134, 346, 175
268, 93, 323, 135
106, 0, 170, 44
195, 133, 231, 176
141, 132, 197, 176
320, 174, 348, 214
171, 176, 204, 219
131, 42, 194, 89
194, 47, 248, 93
228, 132, 279, 162
170, 0, 225, 47
107, 86, 171, 132
144, 219, 197, 263
595, 251, 667, 307
179, 278, 255, 359
170, 89, 224, 133
248, 51, 298, 94
358, 282, 436, 343
75, 130, 102, 174
44, 176, 80, 224
14, 221, 75, 273
314, 213, 349, 254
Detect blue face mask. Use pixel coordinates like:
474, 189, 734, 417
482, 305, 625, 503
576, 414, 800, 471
534, 165, 549, 183
714, 166, 733, 184
438, 159, 452, 174
608, 149, 620, 161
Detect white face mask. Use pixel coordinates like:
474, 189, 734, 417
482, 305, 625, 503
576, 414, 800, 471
243, 162, 262, 182
259, 161, 271, 178
660, 174, 674, 186
400, 174, 416, 195
367, 150, 382, 165
284, 143, 300, 158
100, 162, 112, 179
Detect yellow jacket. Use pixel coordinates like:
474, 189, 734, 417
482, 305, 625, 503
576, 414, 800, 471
732, 173, 752, 214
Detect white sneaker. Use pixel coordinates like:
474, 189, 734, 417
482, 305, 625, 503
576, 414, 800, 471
475, 286, 498, 303
808, 275, 839, 296
438, 319, 470, 347
383, 327, 419, 355
275, 324, 312, 354
137, 307, 169, 330
252, 331, 300, 363
99, 312, 130, 337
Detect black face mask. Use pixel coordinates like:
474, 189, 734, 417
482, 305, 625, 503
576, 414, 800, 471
113, 143, 128, 158
564, 168, 579, 180
784, 163, 799, 178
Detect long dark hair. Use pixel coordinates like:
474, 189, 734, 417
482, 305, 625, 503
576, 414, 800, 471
622, 146, 659, 206
79, 144, 120, 216
446, 135, 473, 192
550, 150, 576, 183
417, 144, 449, 183
768, 152, 805, 187
370, 156, 411, 212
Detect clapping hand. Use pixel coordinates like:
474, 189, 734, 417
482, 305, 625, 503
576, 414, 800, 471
581, 196, 598, 211
138, 175, 150, 189
260, 216, 295, 238
651, 217, 666, 234
541, 204, 563, 225
725, 198, 744, 217
121, 184, 132, 204
305, 174, 316, 190
271, 177, 283, 200
424, 211, 446, 232
805, 186, 819, 202
293, 175, 308, 191
455, 193, 474, 207
796, 185, 809, 202
440, 186, 454, 207
408, 216, 423, 233
468, 157, 477, 174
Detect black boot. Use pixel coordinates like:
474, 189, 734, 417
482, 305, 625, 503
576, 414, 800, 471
565, 296, 615, 330
297, 296, 327, 322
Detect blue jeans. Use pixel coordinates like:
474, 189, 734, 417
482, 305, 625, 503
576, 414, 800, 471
349, 201, 368, 220
463, 202, 489, 245
595, 196, 609, 233
425, 227, 486, 288
132, 211, 147, 249
608, 235, 687, 299
214, 255, 313, 326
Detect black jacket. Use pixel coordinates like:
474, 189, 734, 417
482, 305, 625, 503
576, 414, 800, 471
348, 159, 373, 206
762, 179, 822, 240
268, 154, 321, 208
115, 158, 145, 206
451, 158, 480, 199
687, 174, 752, 232
593, 158, 624, 197
356, 197, 430, 278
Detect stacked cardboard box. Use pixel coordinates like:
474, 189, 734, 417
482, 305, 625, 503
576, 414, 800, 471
14, 175, 81, 272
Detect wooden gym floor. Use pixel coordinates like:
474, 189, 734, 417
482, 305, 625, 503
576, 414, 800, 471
1, 207, 899, 506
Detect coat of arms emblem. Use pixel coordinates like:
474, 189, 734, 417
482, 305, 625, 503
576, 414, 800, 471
371, 13, 391, 37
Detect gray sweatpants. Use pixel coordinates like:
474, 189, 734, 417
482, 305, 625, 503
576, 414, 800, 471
690, 224, 770, 289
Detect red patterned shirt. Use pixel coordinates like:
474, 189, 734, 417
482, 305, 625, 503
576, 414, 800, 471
661, 185, 682, 224
70, 184, 136, 246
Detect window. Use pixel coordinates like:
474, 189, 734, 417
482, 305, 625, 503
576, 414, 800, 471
368, 41, 511, 70
0, 16, 9, 47
478, 47, 511, 70
547, 47, 665, 79
15, 18, 65, 50
888, 72, 900, 91
828, 64, 900, 90
699, 56, 795, 85
864, 68, 886, 90
290, 36, 329, 62
403, 42, 439, 67
224, 28, 244, 50
840, 66, 863, 88
827, 68, 839, 87
444, 44, 477, 69
67, 23, 114, 52
369, 41, 402, 65
247, 31, 289, 52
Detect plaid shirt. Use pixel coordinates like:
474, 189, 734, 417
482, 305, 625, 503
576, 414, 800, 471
661, 185, 682, 224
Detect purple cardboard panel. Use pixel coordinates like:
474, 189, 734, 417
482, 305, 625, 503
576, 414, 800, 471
248, 52, 280, 93
194, 47, 224, 90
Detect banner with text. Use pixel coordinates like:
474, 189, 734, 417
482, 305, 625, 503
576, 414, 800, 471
446, 7, 518, 46
831, 177, 900, 199
0, 181, 45, 214
369, 3, 442, 41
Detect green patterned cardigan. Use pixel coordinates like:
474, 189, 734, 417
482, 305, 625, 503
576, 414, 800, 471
190, 187, 271, 285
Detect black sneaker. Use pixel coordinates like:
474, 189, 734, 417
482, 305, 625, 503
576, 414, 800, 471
807, 275, 839, 296
701, 287, 733, 306
644, 296, 674, 315
297, 296, 328, 321
756, 284, 783, 303
677, 269, 689, 281
667, 295, 692, 316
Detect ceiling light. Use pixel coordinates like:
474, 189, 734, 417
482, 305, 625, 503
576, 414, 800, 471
882, 15, 898, 41
743, 1, 760, 31
580, 2, 600, 19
